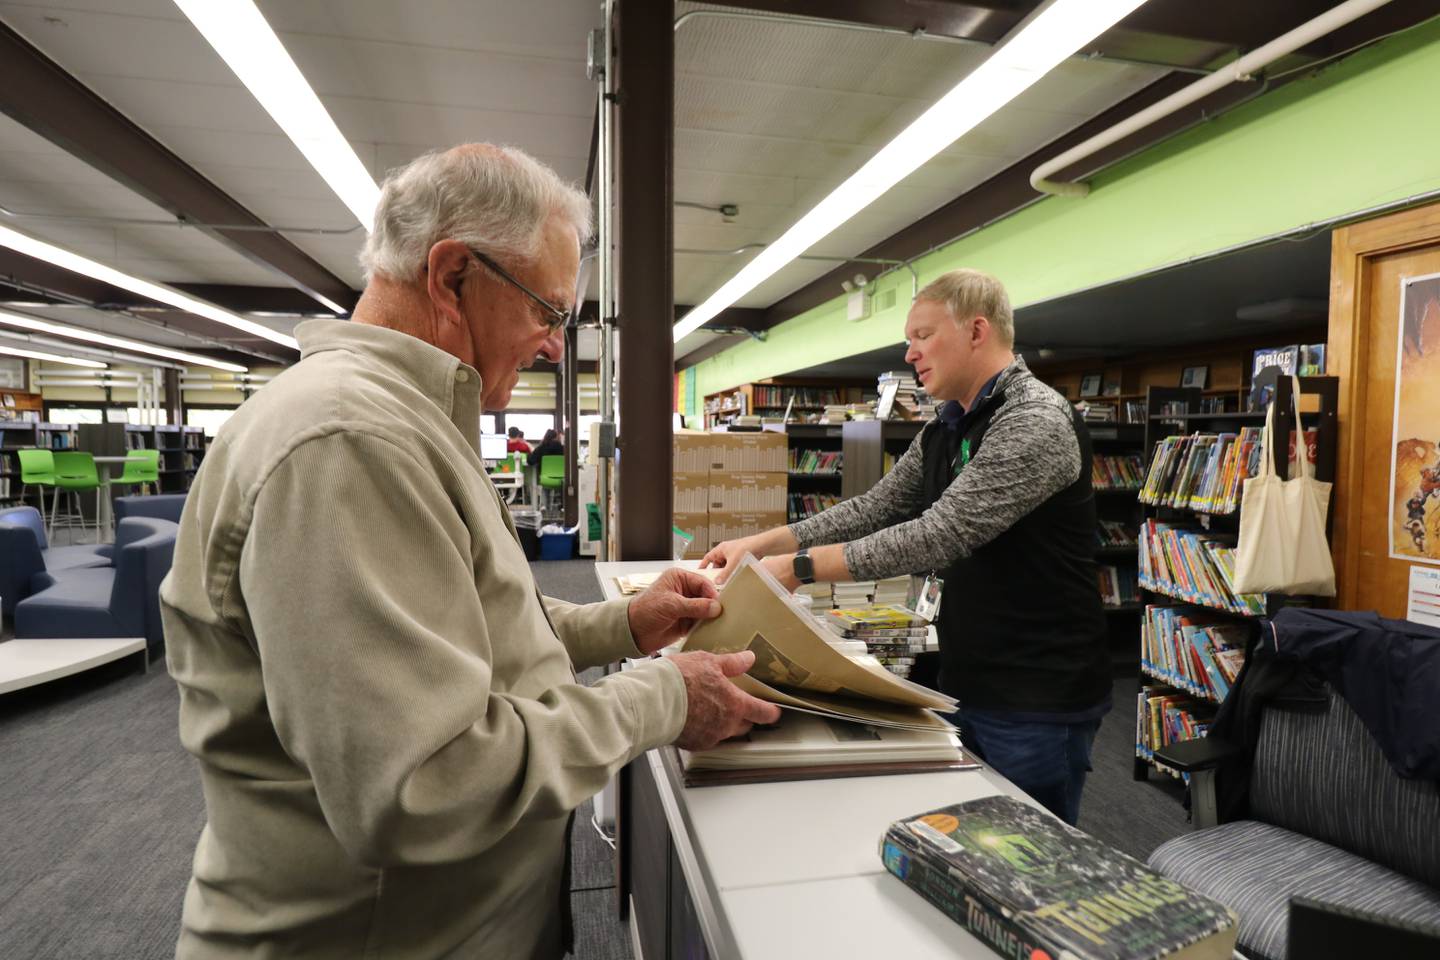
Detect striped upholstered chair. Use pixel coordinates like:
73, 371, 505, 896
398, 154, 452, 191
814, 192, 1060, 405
1147, 688, 1440, 959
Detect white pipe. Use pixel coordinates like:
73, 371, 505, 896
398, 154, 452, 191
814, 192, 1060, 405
1030, 0, 1396, 197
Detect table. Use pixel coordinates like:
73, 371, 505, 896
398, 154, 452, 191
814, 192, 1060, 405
93, 455, 150, 540
595, 560, 1039, 960
487, 468, 525, 503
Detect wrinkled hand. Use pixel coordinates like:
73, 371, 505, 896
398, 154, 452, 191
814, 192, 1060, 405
628, 568, 722, 656
699, 535, 767, 584
669, 650, 783, 751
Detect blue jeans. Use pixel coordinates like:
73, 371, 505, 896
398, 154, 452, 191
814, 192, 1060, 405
953, 708, 1101, 826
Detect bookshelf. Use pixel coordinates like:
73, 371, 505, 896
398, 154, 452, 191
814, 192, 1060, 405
784, 423, 844, 523
1088, 424, 1146, 668
840, 420, 926, 500
703, 379, 868, 429
1133, 376, 1338, 784
125, 424, 208, 493
0, 421, 79, 506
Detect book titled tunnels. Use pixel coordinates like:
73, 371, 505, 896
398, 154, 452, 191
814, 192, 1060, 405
880, 795, 1237, 960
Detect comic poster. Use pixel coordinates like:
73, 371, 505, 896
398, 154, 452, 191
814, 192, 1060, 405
1390, 272, 1440, 563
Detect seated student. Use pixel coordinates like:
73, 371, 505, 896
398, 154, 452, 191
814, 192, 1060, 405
527, 428, 564, 467
506, 426, 531, 454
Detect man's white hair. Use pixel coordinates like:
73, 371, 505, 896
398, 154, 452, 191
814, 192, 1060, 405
360, 145, 593, 283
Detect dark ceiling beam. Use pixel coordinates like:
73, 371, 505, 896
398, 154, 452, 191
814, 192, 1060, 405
675, 332, 748, 370
0, 21, 358, 313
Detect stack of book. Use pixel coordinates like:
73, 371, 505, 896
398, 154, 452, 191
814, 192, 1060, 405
1137, 520, 1266, 616
820, 404, 849, 424
730, 414, 762, 429
1139, 430, 1263, 514
825, 604, 930, 677
1137, 684, 1218, 774
795, 580, 833, 609
872, 575, 911, 607
877, 371, 936, 420
788, 448, 842, 474
1092, 453, 1145, 490
1076, 400, 1117, 422
1140, 606, 1247, 702
880, 795, 1237, 958
1097, 564, 1139, 607
1096, 519, 1137, 548
832, 581, 875, 607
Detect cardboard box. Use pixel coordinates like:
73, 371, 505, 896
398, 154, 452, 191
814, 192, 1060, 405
674, 472, 711, 514
707, 510, 787, 546
672, 511, 709, 559
710, 432, 786, 473
674, 432, 716, 475
708, 471, 787, 513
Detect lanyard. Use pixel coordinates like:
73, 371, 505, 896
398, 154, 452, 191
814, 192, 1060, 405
951, 437, 972, 477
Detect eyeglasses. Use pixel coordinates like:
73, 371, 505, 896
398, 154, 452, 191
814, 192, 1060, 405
467, 247, 571, 334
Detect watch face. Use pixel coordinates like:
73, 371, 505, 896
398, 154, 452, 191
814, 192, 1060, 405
793, 553, 814, 582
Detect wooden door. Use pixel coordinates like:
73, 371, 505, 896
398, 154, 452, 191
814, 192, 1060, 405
1330, 202, 1440, 615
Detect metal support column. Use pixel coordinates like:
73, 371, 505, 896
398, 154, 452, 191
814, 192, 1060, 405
163, 368, 182, 428
613, 0, 674, 560
561, 323, 580, 527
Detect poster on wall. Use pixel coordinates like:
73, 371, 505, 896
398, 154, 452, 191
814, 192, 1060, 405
1389, 271, 1440, 564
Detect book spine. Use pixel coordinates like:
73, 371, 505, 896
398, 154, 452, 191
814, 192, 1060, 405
880, 829, 1044, 960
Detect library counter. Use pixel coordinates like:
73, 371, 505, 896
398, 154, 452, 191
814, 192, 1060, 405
595, 560, 1039, 960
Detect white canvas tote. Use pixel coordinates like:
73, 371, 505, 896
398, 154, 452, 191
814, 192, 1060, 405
1232, 375, 1336, 596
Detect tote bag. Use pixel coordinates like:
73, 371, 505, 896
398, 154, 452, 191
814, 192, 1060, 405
1232, 375, 1336, 596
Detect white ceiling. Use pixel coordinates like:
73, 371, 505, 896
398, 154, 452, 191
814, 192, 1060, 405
0, 0, 1167, 362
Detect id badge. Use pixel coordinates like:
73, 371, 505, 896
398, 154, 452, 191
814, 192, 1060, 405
914, 574, 944, 622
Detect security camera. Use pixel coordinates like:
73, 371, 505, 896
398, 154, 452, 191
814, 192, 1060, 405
853, 273, 869, 288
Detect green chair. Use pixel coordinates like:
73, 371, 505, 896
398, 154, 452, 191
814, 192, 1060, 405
539, 454, 564, 514
16, 448, 58, 514
112, 448, 161, 496
51, 450, 103, 543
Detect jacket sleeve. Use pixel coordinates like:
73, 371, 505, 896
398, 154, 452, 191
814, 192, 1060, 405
542, 595, 645, 670
238, 431, 686, 868
788, 428, 930, 548
842, 401, 1082, 580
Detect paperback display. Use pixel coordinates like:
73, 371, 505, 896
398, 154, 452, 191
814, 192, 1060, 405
788, 448, 842, 474
880, 795, 1237, 959
1140, 606, 1248, 702
1098, 565, 1139, 607
788, 491, 841, 521
1093, 454, 1145, 491
1137, 520, 1266, 616
1139, 430, 1263, 515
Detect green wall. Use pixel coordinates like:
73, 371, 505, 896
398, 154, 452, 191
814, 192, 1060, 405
686, 17, 1440, 413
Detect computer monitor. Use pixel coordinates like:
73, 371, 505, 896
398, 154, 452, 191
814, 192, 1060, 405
480, 433, 508, 462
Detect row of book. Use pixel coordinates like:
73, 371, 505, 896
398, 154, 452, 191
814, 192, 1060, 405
1136, 685, 1217, 774
1097, 519, 1138, 548
1097, 564, 1139, 607
788, 492, 840, 521
1076, 400, 1117, 423
1141, 606, 1247, 702
751, 385, 849, 408
1137, 519, 1266, 616
788, 448, 842, 474
1139, 429, 1263, 514
1092, 453, 1144, 490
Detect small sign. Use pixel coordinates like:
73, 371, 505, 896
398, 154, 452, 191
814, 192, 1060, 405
1407, 565, 1440, 628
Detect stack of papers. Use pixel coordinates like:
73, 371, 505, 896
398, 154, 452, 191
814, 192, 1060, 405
614, 567, 721, 596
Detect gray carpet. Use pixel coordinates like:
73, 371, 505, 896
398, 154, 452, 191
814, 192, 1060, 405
0, 556, 1187, 957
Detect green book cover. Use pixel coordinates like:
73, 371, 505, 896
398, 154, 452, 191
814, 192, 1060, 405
880, 795, 1236, 960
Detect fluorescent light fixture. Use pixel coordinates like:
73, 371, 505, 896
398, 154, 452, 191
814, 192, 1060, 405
0, 310, 248, 372
0, 224, 298, 350
0, 342, 107, 369
673, 0, 1150, 342
173, 0, 380, 228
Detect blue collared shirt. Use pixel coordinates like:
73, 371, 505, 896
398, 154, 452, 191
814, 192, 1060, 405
939, 368, 1005, 434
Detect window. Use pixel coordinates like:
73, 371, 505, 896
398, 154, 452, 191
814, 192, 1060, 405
43, 407, 103, 425
186, 408, 235, 437
481, 415, 496, 434
505, 413, 554, 444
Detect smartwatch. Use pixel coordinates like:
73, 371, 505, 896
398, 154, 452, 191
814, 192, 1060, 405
792, 547, 815, 584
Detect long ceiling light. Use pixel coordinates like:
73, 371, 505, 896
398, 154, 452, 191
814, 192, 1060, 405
172, 0, 380, 228
673, 0, 1151, 342
0, 342, 107, 369
0, 224, 298, 350
0, 310, 247, 373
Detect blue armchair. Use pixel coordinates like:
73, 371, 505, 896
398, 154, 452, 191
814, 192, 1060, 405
0, 506, 110, 616
113, 493, 187, 525
15, 517, 178, 654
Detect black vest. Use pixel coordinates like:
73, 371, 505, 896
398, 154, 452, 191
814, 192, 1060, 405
922, 387, 1110, 712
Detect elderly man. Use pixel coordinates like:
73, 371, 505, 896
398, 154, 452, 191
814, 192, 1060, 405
704, 269, 1109, 826
163, 144, 778, 959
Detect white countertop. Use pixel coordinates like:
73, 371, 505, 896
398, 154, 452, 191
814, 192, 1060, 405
594, 560, 1035, 959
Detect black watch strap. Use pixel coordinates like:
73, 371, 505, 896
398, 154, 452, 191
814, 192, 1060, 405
792, 546, 815, 584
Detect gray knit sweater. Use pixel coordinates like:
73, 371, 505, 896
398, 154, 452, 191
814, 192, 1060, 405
789, 357, 1082, 581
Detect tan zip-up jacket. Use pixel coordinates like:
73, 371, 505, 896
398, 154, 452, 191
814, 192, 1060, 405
162, 320, 686, 958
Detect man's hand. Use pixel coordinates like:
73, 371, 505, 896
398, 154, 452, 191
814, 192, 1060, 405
628, 568, 721, 656
759, 554, 799, 592
669, 650, 783, 751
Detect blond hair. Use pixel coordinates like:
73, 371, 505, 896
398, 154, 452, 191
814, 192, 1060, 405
915, 268, 1014, 347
